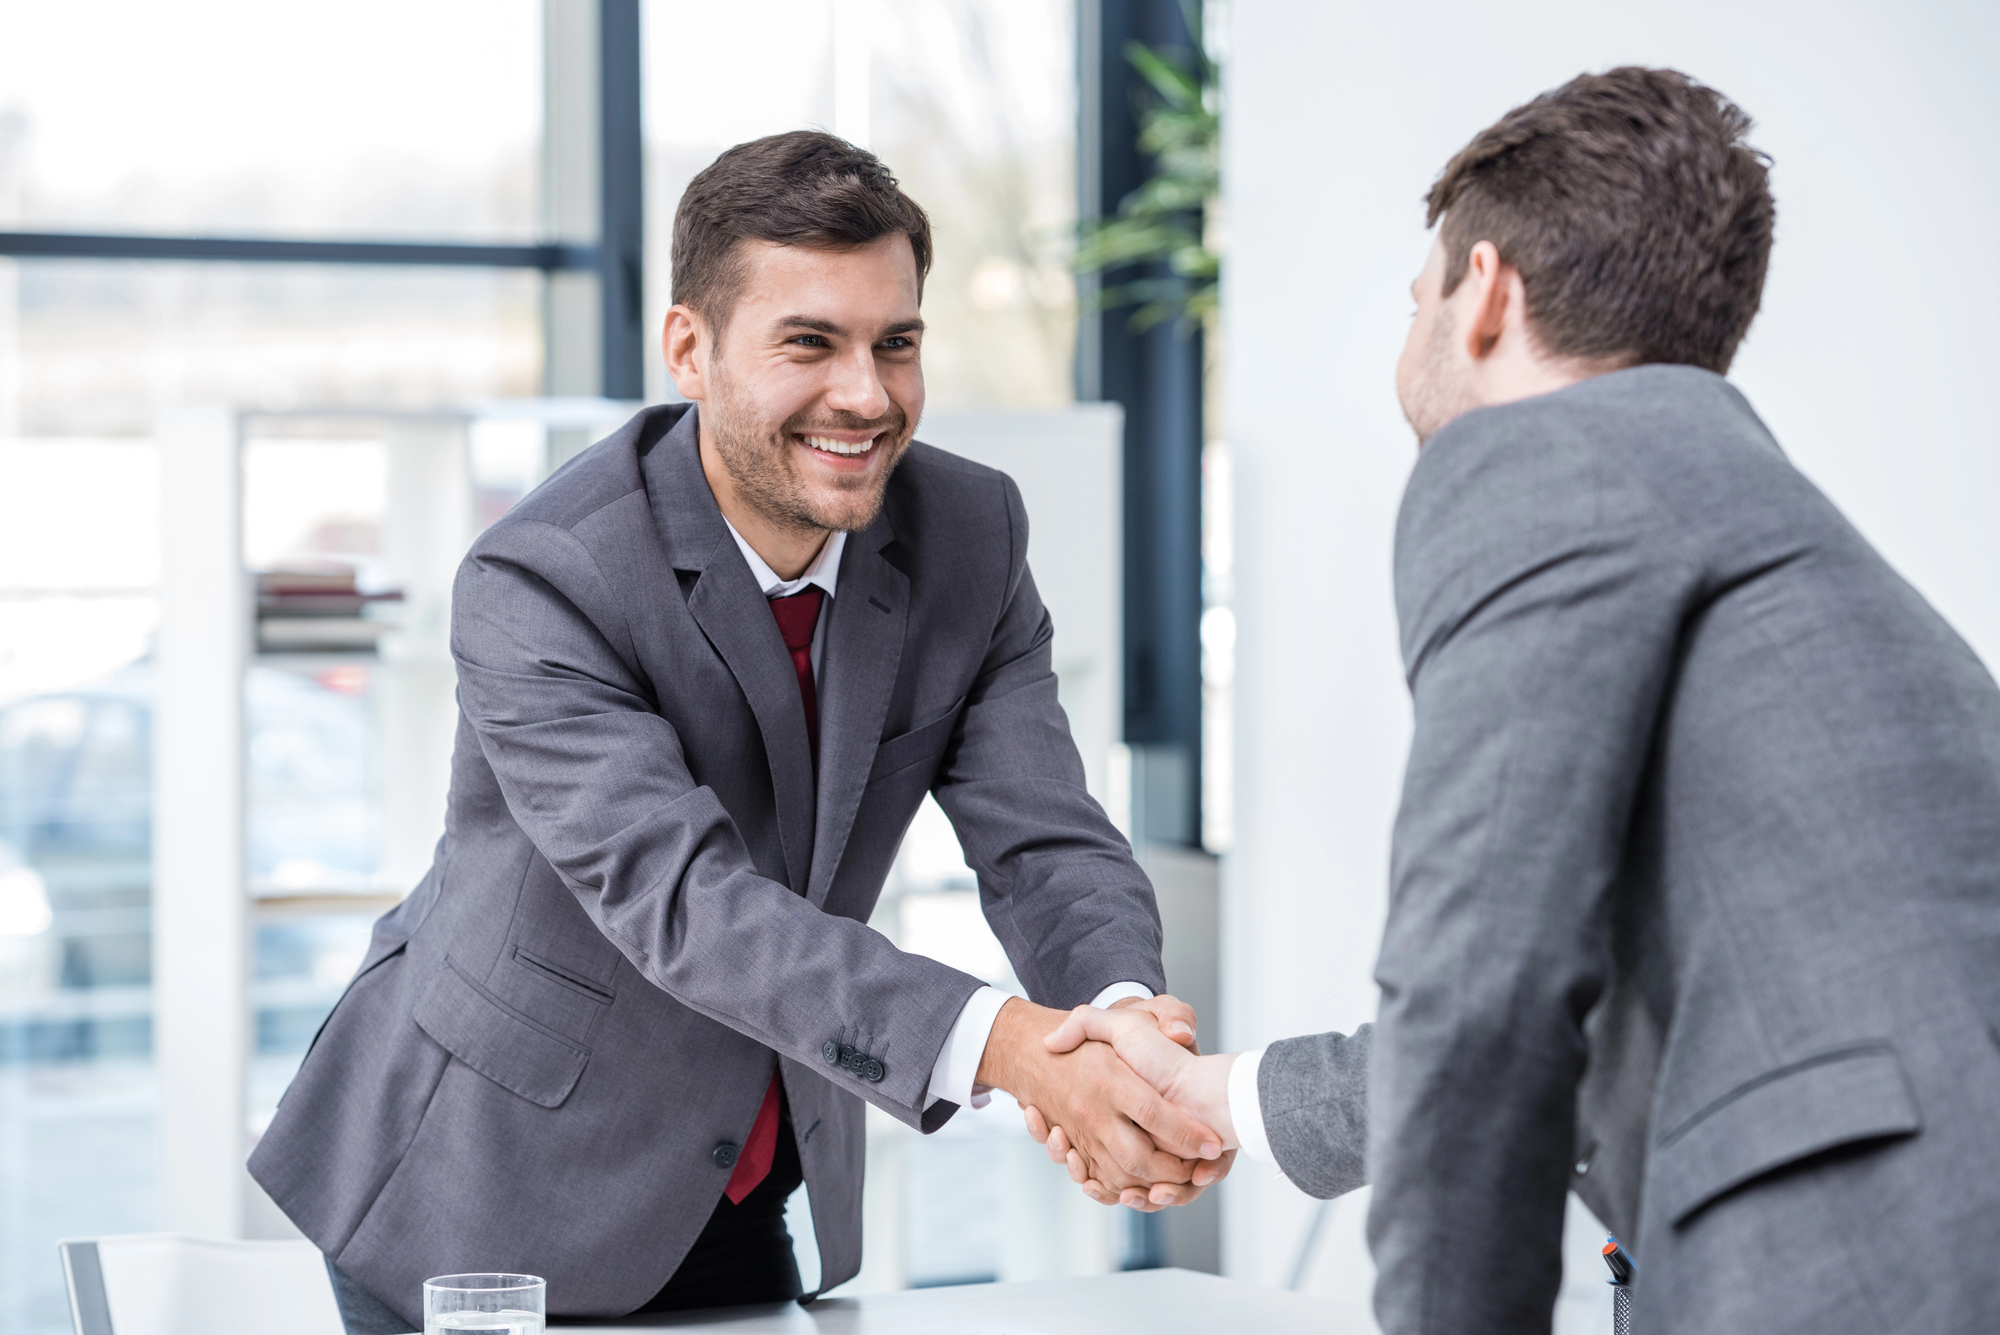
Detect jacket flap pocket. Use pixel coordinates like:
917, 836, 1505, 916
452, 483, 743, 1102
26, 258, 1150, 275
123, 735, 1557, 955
412, 958, 589, 1109
512, 945, 615, 1004
1654, 1043, 1919, 1226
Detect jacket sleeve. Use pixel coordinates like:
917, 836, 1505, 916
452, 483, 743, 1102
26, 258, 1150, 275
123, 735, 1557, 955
929, 476, 1168, 1009
1368, 420, 1698, 1334
450, 516, 984, 1132
1260, 1026, 1374, 1200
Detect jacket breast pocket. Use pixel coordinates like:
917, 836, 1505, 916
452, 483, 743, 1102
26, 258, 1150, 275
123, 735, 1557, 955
1651, 1042, 1921, 1227
867, 697, 964, 786
411, 957, 589, 1110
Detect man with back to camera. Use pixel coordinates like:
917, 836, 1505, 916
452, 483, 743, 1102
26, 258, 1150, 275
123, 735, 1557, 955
248, 131, 1232, 1333
1029, 67, 2000, 1331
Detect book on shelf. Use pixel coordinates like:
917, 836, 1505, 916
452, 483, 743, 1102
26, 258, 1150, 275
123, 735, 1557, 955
256, 618, 390, 651
254, 566, 405, 653
257, 568, 363, 595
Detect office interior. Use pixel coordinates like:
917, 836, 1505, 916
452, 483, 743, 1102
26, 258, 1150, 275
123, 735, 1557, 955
0, 2, 1993, 1333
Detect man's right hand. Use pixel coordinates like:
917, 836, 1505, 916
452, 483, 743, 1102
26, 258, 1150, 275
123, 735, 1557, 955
976, 997, 1223, 1195
1029, 1004, 1240, 1209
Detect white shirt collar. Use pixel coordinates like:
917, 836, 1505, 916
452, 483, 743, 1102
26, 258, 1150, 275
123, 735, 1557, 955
723, 519, 845, 602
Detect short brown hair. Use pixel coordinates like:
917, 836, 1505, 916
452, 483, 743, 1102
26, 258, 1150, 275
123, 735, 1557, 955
1427, 67, 1774, 374
671, 131, 933, 327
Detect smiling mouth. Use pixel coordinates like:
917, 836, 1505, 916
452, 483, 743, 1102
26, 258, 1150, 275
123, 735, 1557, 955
798, 432, 879, 457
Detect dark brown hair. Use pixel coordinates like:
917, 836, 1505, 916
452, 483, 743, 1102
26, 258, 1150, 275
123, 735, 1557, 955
1426, 67, 1774, 374
671, 130, 933, 327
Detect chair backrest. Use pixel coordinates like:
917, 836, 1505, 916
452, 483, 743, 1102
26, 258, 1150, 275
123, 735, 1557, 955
57, 1233, 346, 1335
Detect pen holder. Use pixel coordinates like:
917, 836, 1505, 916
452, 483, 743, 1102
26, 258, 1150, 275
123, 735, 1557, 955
1611, 1283, 1633, 1335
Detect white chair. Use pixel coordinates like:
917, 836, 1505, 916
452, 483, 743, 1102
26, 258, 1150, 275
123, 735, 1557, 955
57, 1233, 350, 1335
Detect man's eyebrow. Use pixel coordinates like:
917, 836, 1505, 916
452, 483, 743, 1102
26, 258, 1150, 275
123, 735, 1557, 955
770, 315, 926, 339
774, 315, 843, 336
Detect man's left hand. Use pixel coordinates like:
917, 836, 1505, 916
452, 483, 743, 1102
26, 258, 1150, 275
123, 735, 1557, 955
1020, 994, 1238, 1211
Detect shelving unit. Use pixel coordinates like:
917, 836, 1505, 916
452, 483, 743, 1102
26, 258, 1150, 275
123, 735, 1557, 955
154, 398, 635, 1237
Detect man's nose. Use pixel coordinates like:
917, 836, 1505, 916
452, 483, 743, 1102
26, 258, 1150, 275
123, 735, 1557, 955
823, 345, 890, 421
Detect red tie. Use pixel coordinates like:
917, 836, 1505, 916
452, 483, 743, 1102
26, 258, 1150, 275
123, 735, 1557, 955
767, 587, 824, 763
723, 585, 825, 1205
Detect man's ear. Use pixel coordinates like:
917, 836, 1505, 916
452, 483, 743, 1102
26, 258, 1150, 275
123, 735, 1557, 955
662, 304, 709, 402
1461, 240, 1513, 362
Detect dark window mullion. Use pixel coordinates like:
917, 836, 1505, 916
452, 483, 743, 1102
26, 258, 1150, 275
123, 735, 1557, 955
0, 231, 592, 270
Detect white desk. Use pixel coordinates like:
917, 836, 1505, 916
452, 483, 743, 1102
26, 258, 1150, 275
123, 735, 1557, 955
549, 1268, 1361, 1333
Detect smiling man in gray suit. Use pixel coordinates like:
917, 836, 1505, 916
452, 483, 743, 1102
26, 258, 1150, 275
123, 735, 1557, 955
1035, 68, 2000, 1332
249, 132, 1228, 1332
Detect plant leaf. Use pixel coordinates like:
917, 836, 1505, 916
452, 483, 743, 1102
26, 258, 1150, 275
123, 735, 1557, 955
1075, 27, 1223, 335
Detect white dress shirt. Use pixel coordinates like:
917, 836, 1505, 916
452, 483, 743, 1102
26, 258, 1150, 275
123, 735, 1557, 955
726, 520, 846, 671
1227, 1045, 1276, 1165
723, 519, 1151, 1111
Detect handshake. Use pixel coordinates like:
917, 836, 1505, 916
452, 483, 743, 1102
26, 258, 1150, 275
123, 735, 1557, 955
976, 996, 1238, 1211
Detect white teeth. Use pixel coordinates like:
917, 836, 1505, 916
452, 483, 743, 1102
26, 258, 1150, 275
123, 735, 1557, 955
803, 434, 875, 456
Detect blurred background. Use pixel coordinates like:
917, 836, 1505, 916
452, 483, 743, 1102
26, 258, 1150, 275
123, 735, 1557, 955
1, 2, 1995, 1333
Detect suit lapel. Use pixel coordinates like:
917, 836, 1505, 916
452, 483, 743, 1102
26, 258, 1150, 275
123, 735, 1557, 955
806, 522, 908, 907
684, 546, 818, 896
647, 408, 816, 896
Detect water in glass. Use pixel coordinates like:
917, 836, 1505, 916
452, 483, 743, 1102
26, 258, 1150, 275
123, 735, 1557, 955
427, 1310, 542, 1335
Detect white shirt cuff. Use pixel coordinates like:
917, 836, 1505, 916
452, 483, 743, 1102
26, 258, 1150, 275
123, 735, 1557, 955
1228, 1045, 1274, 1165
1088, 981, 1154, 1008
928, 985, 1011, 1110
924, 982, 1155, 1113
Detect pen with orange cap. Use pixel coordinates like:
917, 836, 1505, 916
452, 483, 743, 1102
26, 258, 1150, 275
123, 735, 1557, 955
1602, 1236, 1634, 1334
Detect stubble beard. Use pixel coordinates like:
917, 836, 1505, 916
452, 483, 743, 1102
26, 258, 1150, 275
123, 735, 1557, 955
707, 367, 913, 536
1398, 304, 1480, 447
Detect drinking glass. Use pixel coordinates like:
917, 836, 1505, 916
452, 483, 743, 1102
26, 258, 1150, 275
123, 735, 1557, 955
423, 1273, 546, 1335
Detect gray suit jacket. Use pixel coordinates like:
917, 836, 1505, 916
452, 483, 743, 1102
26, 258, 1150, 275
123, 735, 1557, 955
249, 404, 1165, 1324
1266, 367, 2000, 1333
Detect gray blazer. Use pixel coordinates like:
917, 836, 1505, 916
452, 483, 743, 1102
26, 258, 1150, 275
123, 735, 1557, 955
249, 404, 1165, 1324
1265, 367, 2000, 1333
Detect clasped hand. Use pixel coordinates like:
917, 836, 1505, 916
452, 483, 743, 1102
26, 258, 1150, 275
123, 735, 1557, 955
980, 995, 1238, 1212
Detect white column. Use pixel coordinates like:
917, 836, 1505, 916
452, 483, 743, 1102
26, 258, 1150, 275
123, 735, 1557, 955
0, 109, 23, 439
543, 0, 603, 399
153, 405, 248, 1238
1219, 2, 1413, 1296
0, 257, 17, 440
376, 419, 474, 890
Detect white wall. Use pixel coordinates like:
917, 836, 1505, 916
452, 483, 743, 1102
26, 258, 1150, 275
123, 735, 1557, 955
1220, 0, 2000, 1322
917, 406, 1124, 806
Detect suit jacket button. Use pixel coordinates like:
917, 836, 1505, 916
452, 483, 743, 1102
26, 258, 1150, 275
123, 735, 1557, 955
712, 1142, 739, 1170
860, 1057, 885, 1084
822, 1040, 840, 1065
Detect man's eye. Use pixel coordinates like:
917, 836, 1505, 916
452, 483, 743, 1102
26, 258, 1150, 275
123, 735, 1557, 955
880, 337, 913, 350
792, 335, 828, 348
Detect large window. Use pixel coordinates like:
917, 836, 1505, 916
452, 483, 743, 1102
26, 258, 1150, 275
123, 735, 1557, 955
0, 437, 162, 1334
642, 0, 1077, 412
0, 6, 544, 1331
0, 2, 539, 244
11, 262, 540, 436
